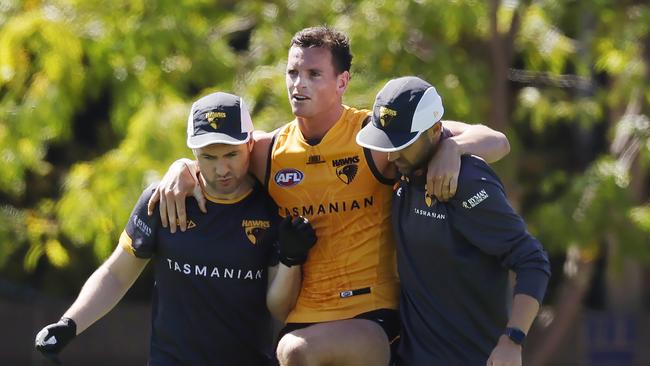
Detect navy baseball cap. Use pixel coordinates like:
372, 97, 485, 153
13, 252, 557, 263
186, 92, 254, 148
356, 76, 444, 152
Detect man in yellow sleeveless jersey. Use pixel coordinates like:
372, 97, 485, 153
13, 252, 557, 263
148, 27, 511, 365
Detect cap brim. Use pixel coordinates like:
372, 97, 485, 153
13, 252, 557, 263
356, 122, 422, 153
187, 131, 250, 149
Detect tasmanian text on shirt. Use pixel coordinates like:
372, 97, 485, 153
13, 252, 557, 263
165, 258, 264, 281
414, 208, 446, 220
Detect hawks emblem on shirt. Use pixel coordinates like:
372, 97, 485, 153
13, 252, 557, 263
242, 219, 271, 245
336, 165, 358, 184
332, 155, 360, 185
424, 188, 436, 207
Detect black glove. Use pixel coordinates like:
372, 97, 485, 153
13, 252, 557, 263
35, 317, 77, 363
278, 215, 317, 267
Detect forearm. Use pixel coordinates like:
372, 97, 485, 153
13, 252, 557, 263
62, 266, 137, 334
62, 247, 147, 334
266, 265, 302, 322
506, 294, 540, 333
444, 121, 510, 163
489, 294, 538, 365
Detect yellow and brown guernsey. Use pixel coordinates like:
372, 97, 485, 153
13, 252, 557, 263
267, 105, 399, 323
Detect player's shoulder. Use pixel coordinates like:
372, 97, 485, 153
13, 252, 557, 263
133, 183, 158, 208
456, 155, 503, 196
343, 105, 372, 122
241, 179, 281, 225
459, 155, 496, 179
243, 177, 274, 204
251, 126, 287, 181
253, 126, 283, 143
249, 177, 270, 198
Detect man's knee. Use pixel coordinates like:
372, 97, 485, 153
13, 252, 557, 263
277, 333, 316, 366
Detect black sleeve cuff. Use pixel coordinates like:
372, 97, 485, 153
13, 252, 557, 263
513, 267, 551, 304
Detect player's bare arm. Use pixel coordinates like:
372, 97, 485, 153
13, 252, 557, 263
267, 215, 316, 321
267, 265, 302, 321
35, 245, 148, 359
249, 129, 280, 182
487, 294, 540, 366
427, 120, 509, 201
369, 121, 510, 201
62, 245, 149, 334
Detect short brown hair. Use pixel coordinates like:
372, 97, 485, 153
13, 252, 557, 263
290, 26, 353, 74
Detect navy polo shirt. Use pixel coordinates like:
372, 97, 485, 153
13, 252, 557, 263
120, 181, 280, 365
392, 155, 551, 366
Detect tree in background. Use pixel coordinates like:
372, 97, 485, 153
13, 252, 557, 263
1, 0, 649, 360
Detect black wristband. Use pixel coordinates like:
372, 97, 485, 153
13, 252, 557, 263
59, 317, 77, 335
503, 327, 526, 345
279, 254, 307, 267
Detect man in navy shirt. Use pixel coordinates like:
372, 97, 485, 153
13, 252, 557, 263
35, 92, 316, 365
357, 77, 551, 366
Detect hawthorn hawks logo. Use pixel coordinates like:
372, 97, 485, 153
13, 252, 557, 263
205, 111, 226, 129
379, 106, 397, 127
424, 187, 435, 207
242, 219, 271, 245
332, 155, 360, 184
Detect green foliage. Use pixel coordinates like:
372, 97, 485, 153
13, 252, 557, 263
57, 98, 189, 259
0, 9, 85, 196
531, 158, 648, 258
0, 0, 648, 294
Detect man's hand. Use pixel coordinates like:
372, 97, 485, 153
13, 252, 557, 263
426, 137, 461, 202
35, 317, 77, 364
147, 159, 205, 233
278, 216, 317, 267
486, 335, 522, 366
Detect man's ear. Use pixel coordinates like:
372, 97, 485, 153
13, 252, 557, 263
247, 137, 254, 153
427, 122, 443, 142
336, 70, 350, 96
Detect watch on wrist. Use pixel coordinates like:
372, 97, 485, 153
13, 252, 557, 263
503, 327, 526, 345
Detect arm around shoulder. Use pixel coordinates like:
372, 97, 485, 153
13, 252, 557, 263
425, 121, 510, 202
147, 158, 202, 233
250, 129, 278, 183
443, 120, 510, 163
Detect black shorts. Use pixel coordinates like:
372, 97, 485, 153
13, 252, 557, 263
278, 308, 400, 348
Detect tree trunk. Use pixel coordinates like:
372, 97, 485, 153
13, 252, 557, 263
527, 257, 595, 366
488, 0, 519, 133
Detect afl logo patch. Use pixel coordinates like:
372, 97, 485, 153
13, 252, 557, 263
275, 169, 304, 187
